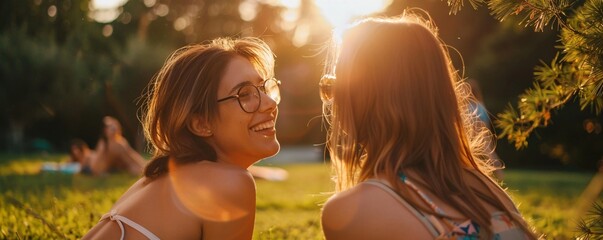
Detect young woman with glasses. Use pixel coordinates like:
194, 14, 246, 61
83, 37, 281, 240
319, 11, 538, 239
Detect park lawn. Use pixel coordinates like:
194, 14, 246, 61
0, 154, 599, 239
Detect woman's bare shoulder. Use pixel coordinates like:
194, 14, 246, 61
321, 182, 433, 239
170, 161, 256, 216
176, 162, 256, 239
112, 178, 147, 205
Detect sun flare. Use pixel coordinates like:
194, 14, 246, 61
314, 0, 393, 28
91, 0, 127, 9
89, 0, 128, 23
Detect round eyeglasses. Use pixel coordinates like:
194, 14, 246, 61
217, 78, 281, 113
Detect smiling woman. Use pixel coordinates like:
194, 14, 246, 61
82, 37, 281, 240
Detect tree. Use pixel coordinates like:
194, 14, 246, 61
0, 0, 127, 151
445, 0, 602, 149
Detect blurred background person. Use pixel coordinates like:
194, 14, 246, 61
40, 138, 92, 174
41, 117, 146, 175
86, 116, 146, 176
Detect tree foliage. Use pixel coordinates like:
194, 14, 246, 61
0, 0, 330, 150
0, 0, 123, 150
446, 0, 603, 149
576, 201, 603, 239
5, 0, 599, 153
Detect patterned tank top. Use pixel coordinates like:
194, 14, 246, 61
363, 174, 530, 239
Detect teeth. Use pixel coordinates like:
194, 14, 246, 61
251, 120, 275, 132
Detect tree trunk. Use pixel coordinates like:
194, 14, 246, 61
7, 118, 25, 153
574, 165, 603, 222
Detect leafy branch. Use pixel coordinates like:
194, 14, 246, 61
488, 0, 573, 32
446, 0, 572, 32
444, 0, 486, 15
496, 53, 586, 148
445, 0, 603, 149
576, 201, 603, 239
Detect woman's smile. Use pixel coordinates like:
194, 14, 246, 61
250, 119, 276, 133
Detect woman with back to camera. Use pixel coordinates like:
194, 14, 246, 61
319, 10, 538, 239
83, 37, 281, 239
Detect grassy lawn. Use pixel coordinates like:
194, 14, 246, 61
0, 154, 600, 239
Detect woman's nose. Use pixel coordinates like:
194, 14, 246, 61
258, 91, 278, 113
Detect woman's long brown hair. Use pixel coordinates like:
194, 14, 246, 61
323, 11, 537, 239
140, 37, 275, 180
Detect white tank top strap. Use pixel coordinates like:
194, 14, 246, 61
100, 209, 160, 240
362, 179, 442, 237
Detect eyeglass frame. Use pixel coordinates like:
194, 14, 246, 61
216, 78, 281, 113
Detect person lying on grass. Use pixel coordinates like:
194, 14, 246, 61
40, 117, 145, 176
43, 117, 287, 181
86, 116, 146, 176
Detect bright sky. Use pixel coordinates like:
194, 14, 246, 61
90, 0, 391, 25
89, 0, 392, 43
91, 0, 127, 10
314, 0, 392, 28
89, 0, 128, 23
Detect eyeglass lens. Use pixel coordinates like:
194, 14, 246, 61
238, 85, 260, 113
263, 79, 281, 104
238, 79, 281, 113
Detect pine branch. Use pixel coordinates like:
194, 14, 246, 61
444, 0, 575, 32
575, 201, 603, 239
496, 55, 579, 149
497, 57, 601, 149
444, 0, 603, 148
488, 0, 572, 32
578, 67, 603, 114
561, 0, 603, 114
443, 0, 486, 14
494, 0, 603, 149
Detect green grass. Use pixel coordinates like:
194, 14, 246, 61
0, 154, 600, 239
502, 170, 602, 239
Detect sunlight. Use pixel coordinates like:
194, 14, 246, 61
168, 160, 250, 222
91, 0, 127, 9
89, 0, 128, 23
314, 0, 392, 28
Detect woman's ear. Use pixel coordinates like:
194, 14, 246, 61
188, 115, 213, 137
